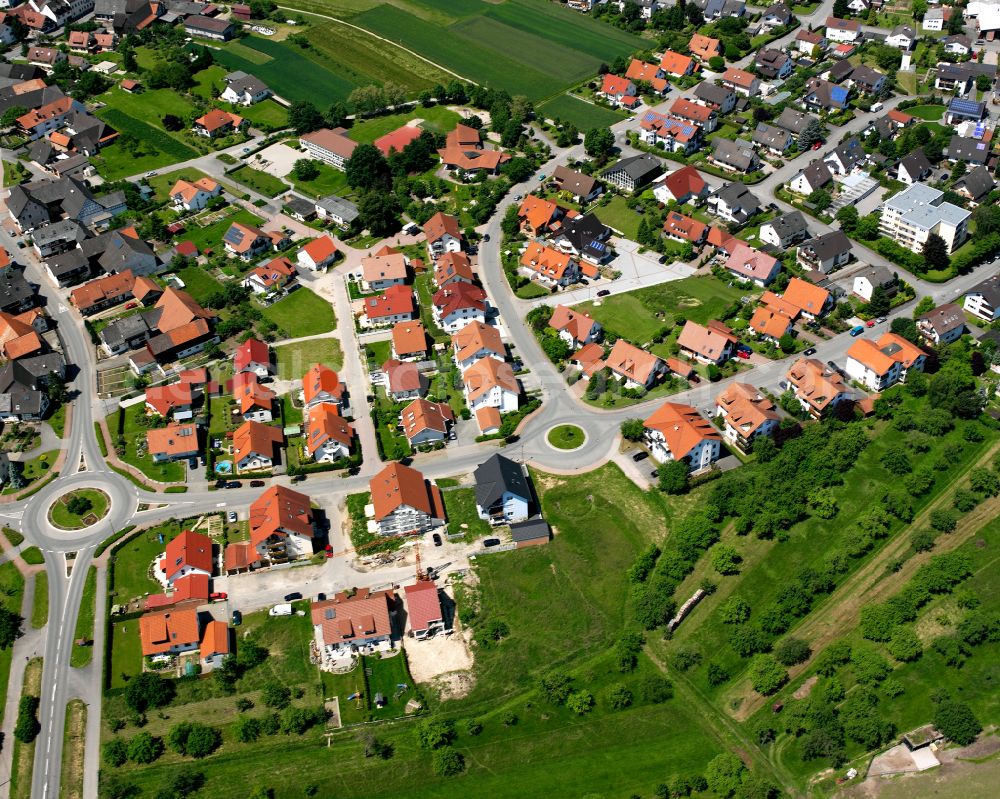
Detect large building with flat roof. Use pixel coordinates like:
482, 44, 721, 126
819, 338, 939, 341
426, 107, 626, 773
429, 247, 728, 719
878, 183, 970, 254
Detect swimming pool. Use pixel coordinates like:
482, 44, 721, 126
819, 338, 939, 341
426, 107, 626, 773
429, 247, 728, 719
216, 460, 233, 474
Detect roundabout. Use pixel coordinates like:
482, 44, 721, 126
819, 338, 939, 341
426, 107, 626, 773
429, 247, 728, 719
546, 424, 588, 451
47, 488, 110, 530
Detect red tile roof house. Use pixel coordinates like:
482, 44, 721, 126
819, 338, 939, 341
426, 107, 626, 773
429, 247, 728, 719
383, 359, 428, 401
462, 357, 521, 414
297, 235, 338, 271
643, 401, 721, 471
361, 251, 408, 291
652, 166, 710, 206
232, 419, 283, 472
600, 73, 638, 108
234, 337, 272, 378
306, 403, 354, 463
519, 241, 580, 288
669, 97, 718, 133
370, 461, 446, 537
193, 109, 245, 138
404, 580, 445, 639
392, 320, 429, 361
250, 484, 316, 562
549, 305, 602, 348
374, 124, 423, 157
299, 127, 357, 170
518, 195, 564, 238
677, 320, 738, 364
236, 380, 278, 423
157, 529, 213, 588
432, 283, 487, 333
169, 177, 221, 212
301, 363, 345, 409
437, 123, 510, 175
147, 422, 200, 463
144, 573, 210, 612
145, 381, 197, 421
724, 243, 781, 287
400, 398, 454, 445
139, 606, 201, 661
604, 339, 666, 390
433, 251, 475, 288
361, 285, 416, 328
662, 211, 708, 246
715, 382, 781, 453
424, 211, 463, 259
242, 256, 296, 296
311, 588, 397, 663
721, 68, 761, 97
223, 222, 271, 261
200, 619, 232, 671
452, 320, 506, 370
625, 58, 669, 95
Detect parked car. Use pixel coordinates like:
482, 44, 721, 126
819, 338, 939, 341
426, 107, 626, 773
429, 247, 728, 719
650, 470, 659, 479
433, 533, 442, 547
284, 592, 302, 602
324, 544, 333, 558
736, 349, 751, 359
249, 480, 265, 487
850, 325, 865, 336
227, 511, 237, 523
290, 474, 305, 483
865, 319, 875, 327
779, 380, 788, 391
597, 289, 611, 297
124, 302, 138, 310
632, 451, 648, 462
231, 610, 242, 626
876, 316, 887, 324
827, 360, 838, 370
689, 374, 701, 384
225, 481, 241, 489
210, 592, 227, 601
803, 347, 817, 356
482, 233, 489, 241
215, 479, 228, 489
483, 538, 501, 547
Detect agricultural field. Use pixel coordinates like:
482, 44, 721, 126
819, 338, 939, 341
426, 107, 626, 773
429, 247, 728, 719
349, 0, 644, 103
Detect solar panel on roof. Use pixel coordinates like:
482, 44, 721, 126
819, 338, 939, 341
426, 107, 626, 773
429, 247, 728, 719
949, 98, 983, 115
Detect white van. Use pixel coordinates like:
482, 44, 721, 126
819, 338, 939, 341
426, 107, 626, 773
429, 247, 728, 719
268, 603, 293, 617
870, 101, 883, 112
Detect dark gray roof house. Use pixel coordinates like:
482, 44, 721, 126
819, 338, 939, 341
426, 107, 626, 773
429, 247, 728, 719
946, 135, 992, 164
827, 59, 854, 83
954, 165, 995, 202
775, 107, 814, 135
601, 154, 662, 192
751, 122, 792, 152
693, 82, 736, 110
556, 213, 612, 263
765, 211, 809, 243
0, 360, 48, 420
509, 518, 550, 547
895, 150, 933, 183
711, 138, 760, 172
473, 454, 533, 523
0, 269, 36, 313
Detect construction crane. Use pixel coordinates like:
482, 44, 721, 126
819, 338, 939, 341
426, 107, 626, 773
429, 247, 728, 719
414, 542, 427, 582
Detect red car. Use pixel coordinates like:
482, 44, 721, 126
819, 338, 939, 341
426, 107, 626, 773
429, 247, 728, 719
812, 142, 823, 150
866, 319, 876, 327
736, 350, 751, 359
124, 301, 138, 310
210, 592, 228, 601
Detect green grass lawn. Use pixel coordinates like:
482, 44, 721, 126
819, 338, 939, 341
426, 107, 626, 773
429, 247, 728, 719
237, 99, 288, 130
593, 195, 647, 240
190, 63, 227, 100
280, 394, 302, 426
48, 489, 109, 530
414, 273, 449, 343
184, 208, 265, 253
0, 561, 25, 725
441, 487, 490, 540
546, 424, 585, 450
47, 404, 66, 438
578, 275, 744, 345
176, 265, 224, 304
537, 94, 627, 130
113, 405, 187, 483
107, 521, 183, 606
288, 160, 351, 199
347, 105, 462, 143
261, 288, 335, 338
274, 338, 343, 380
70, 567, 97, 668
228, 165, 288, 198
20, 547, 44, 565
907, 104, 945, 121
30, 572, 47, 628
146, 167, 218, 202
364, 340, 391, 370
2, 450, 57, 494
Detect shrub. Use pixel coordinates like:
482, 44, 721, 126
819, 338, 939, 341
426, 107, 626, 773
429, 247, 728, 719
539, 671, 573, 704
126, 732, 164, 764
934, 699, 981, 745
465, 718, 483, 736
749, 654, 788, 695
13, 695, 40, 743
414, 719, 456, 750
637, 674, 673, 704
720, 596, 751, 625
773, 637, 811, 666
566, 690, 595, 715
887, 626, 923, 662
103, 737, 128, 767
604, 684, 633, 710
432, 746, 465, 776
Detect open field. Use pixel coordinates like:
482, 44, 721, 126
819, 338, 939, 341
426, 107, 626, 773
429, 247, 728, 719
348, 105, 461, 143
261, 288, 336, 337
537, 94, 628, 130
228, 165, 288, 197
274, 338, 343, 378
577, 275, 745, 345
104, 463, 740, 798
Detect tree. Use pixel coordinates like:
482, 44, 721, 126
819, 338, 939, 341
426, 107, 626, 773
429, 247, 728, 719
541, 334, 570, 362
261, 681, 290, 708
720, 596, 751, 625
778, 333, 796, 354
856, 213, 881, 240
126, 732, 164, 764
658, 460, 689, 495
887, 626, 922, 661
774, 637, 811, 666
934, 700, 982, 745
620, 419, 645, 441
0, 105, 27, 128
66, 494, 92, 515
291, 159, 320, 181
749, 655, 788, 695
584, 127, 615, 159
836, 205, 859, 232
326, 101, 349, 128
0, 602, 23, 649
711, 544, 742, 576
123, 672, 173, 713
233, 715, 262, 743
797, 118, 825, 150
14, 695, 40, 743
348, 84, 387, 115
705, 753, 748, 798
357, 189, 401, 237
500, 204, 521, 239
414, 718, 456, 750
923, 232, 950, 270
432, 746, 465, 776
540, 671, 574, 704
5, 460, 24, 492
104, 737, 129, 767
169, 721, 220, 758
345, 144, 391, 191
566, 689, 595, 714
288, 100, 325, 134
807, 189, 832, 212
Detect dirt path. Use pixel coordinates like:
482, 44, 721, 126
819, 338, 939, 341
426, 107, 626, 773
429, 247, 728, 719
727, 440, 1000, 722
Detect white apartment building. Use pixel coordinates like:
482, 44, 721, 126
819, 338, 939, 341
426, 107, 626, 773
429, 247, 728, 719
878, 183, 970, 254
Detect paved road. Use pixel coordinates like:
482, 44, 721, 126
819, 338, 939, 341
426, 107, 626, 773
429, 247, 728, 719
0, 6, 996, 796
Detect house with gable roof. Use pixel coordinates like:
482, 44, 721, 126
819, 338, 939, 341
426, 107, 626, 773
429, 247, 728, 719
311, 587, 396, 658
643, 401, 721, 470
604, 339, 666, 389
370, 461, 446, 537
301, 363, 344, 409
845, 333, 926, 391
452, 320, 505, 370
232, 420, 283, 472
400, 398, 453, 445
306, 403, 354, 463
724, 243, 780, 286
424, 211, 462, 259
715, 383, 780, 451
159, 529, 213, 587
404, 580, 444, 639
652, 165, 711, 206
474, 453, 532, 524
250, 484, 315, 562
677, 320, 738, 364
549, 305, 601, 349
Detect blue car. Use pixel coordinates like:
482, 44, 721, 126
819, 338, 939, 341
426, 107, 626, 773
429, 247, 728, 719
850, 325, 864, 337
